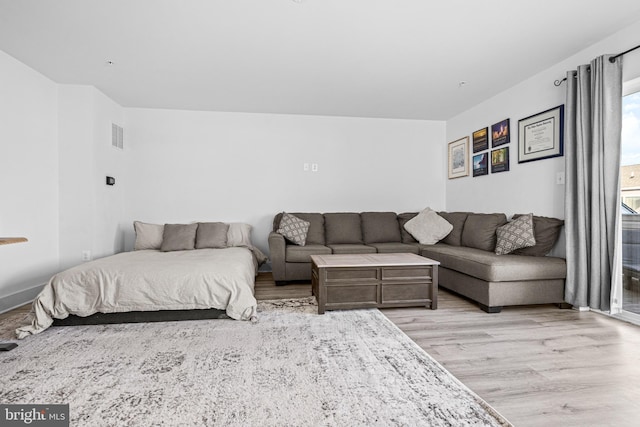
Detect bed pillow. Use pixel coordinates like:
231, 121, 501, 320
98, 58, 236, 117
161, 223, 198, 252
196, 222, 229, 249
495, 214, 536, 255
134, 221, 165, 250
227, 223, 253, 247
276, 213, 310, 246
403, 208, 453, 245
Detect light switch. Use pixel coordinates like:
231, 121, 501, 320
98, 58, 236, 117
303, 163, 309, 171
556, 172, 565, 185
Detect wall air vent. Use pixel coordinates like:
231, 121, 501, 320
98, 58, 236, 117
111, 123, 124, 150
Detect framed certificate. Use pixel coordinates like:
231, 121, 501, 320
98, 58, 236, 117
518, 105, 564, 163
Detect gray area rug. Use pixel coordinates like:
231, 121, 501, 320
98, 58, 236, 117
0, 298, 511, 426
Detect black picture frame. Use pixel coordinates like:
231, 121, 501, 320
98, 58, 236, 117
491, 118, 510, 147
472, 127, 489, 153
472, 152, 489, 177
518, 105, 564, 163
491, 147, 509, 173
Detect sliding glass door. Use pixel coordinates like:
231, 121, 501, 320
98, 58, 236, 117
620, 80, 640, 318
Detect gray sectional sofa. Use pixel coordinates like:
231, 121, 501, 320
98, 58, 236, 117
268, 211, 569, 313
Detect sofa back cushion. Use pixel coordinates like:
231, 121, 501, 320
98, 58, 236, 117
512, 214, 564, 256
361, 212, 401, 243
398, 213, 419, 243
460, 213, 508, 251
273, 213, 325, 245
324, 213, 363, 244
438, 212, 469, 246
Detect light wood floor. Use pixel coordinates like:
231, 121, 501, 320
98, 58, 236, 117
4, 273, 640, 426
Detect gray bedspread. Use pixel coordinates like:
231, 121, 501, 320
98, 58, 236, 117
16, 247, 258, 339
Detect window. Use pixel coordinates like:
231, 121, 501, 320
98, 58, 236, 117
620, 80, 640, 317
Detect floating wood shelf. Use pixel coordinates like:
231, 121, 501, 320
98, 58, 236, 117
0, 237, 28, 246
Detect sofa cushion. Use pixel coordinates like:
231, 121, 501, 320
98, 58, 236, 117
404, 209, 453, 245
460, 213, 508, 251
277, 212, 310, 246
324, 213, 363, 244
361, 212, 402, 243
368, 242, 420, 254
274, 213, 325, 245
398, 213, 419, 243
328, 244, 377, 254
195, 222, 229, 249
512, 214, 564, 256
495, 214, 536, 255
421, 243, 566, 282
285, 244, 332, 263
161, 223, 197, 252
438, 212, 469, 246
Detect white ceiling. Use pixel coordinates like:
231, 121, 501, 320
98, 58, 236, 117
2, 0, 640, 120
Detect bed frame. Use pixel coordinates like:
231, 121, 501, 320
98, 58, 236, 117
52, 308, 228, 326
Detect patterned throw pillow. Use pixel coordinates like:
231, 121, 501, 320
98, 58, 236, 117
277, 213, 310, 246
495, 214, 536, 255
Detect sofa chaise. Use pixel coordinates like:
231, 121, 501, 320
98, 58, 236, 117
268, 211, 569, 313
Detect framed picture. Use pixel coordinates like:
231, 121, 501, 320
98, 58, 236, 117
491, 147, 509, 173
491, 119, 510, 147
472, 127, 489, 153
472, 152, 489, 177
518, 105, 564, 163
448, 137, 469, 179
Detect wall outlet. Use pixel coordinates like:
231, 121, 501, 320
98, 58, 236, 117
82, 250, 92, 261
312, 163, 318, 172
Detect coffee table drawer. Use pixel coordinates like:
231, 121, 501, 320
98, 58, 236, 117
382, 266, 432, 280
382, 282, 430, 305
326, 268, 378, 281
326, 283, 378, 305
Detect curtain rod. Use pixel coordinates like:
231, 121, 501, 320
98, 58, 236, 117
553, 43, 640, 86
609, 43, 640, 63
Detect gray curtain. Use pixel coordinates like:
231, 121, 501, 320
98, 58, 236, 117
565, 55, 623, 310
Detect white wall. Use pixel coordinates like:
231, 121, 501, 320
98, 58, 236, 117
92, 89, 126, 260
58, 86, 125, 270
58, 86, 94, 270
0, 50, 59, 307
0, 49, 125, 311
124, 109, 446, 255
446, 19, 640, 220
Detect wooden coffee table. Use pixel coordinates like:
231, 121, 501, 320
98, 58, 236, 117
310, 253, 439, 314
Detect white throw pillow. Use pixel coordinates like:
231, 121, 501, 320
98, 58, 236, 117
133, 221, 165, 250
403, 209, 453, 245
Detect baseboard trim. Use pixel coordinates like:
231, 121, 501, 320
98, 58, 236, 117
0, 283, 44, 314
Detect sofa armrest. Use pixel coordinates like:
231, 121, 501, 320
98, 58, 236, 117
268, 231, 287, 282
